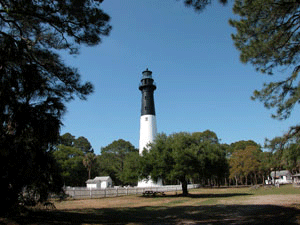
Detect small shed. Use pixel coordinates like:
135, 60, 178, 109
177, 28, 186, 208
292, 173, 300, 184
270, 170, 292, 184
86, 176, 113, 189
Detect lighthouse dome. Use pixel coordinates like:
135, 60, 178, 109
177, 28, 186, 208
142, 68, 152, 79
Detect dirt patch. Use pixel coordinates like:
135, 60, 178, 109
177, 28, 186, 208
243, 195, 300, 206
55, 195, 174, 210
55, 193, 300, 210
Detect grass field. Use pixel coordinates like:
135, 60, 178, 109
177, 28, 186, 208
2, 184, 300, 224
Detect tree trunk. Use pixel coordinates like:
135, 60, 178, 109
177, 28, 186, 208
181, 179, 188, 196
88, 168, 91, 180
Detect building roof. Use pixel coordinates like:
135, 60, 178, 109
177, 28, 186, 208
86, 179, 95, 184
270, 170, 292, 177
86, 176, 111, 184
292, 173, 300, 177
94, 176, 111, 181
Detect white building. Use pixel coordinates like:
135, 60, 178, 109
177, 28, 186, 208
270, 170, 293, 184
86, 176, 112, 189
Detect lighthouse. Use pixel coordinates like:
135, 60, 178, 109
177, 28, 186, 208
138, 69, 162, 187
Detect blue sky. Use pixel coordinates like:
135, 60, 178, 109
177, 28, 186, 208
60, 0, 299, 154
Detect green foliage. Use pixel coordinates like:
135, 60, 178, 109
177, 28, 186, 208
0, 0, 110, 209
182, 0, 228, 11
83, 152, 96, 179
74, 137, 94, 154
139, 131, 228, 195
229, 145, 265, 185
265, 135, 300, 174
191, 130, 220, 144
60, 133, 75, 146
282, 144, 300, 173
53, 144, 87, 186
119, 151, 140, 186
53, 133, 96, 186
98, 139, 138, 186
24, 152, 64, 203
59, 133, 93, 153
229, 140, 259, 153
230, 0, 300, 122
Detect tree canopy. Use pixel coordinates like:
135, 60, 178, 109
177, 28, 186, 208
53, 133, 96, 186
99, 139, 138, 186
60, 133, 94, 153
265, 134, 300, 175
182, 0, 228, 11
229, 145, 262, 185
230, 0, 300, 141
0, 0, 111, 209
139, 131, 228, 196
53, 144, 86, 187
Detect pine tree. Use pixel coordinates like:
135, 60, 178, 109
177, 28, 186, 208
182, 0, 227, 11
230, 0, 300, 140
0, 0, 111, 209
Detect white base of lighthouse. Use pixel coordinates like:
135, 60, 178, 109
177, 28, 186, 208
138, 115, 162, 187
138, 115, 157, 155
138, 178, 163, 187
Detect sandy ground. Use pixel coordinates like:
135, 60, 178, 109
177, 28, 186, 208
54, 193, 300, 210
55, 195, 174, 210
242, 195, 300, 206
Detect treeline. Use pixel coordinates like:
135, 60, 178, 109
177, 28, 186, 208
54, 133, 139, 187
53, 131, 300, 191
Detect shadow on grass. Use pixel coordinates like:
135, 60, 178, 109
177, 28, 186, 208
4, 204, 300, 225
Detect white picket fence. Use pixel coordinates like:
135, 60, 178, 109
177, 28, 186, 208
65, 184, 200, 199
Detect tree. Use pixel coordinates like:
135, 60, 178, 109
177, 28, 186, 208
53, 144, 87, 187
266, 135, 300, 175
229, 145, 262, 185
229, 140, 259, 153
60, 133, 75, 146
54, 133, 95, 185
140, 132, 228, 196
24, 152, 64, 203
191, 130, 220, 144
0, 0, 111, 208
140, 132, 198, 196
182, 0, 228, 11
230, 0, 300, 141
258, 151, 273, 185
119, 151, 140, 186
98, 139, 138, 186
191, 130, 229, 186
201, 143, 229, 186
265, 136, 288, 175
282, 143, 300, 173
83, 152, 96, 179
60, 133, 93, 153
74, 136, 94, 154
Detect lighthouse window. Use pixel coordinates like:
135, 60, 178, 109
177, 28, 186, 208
145, 117, 148, 121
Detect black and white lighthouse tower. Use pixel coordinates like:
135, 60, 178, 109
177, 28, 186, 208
138, 69, 162, 187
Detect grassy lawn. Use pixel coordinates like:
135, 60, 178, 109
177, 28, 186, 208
2, 185, 300, 224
